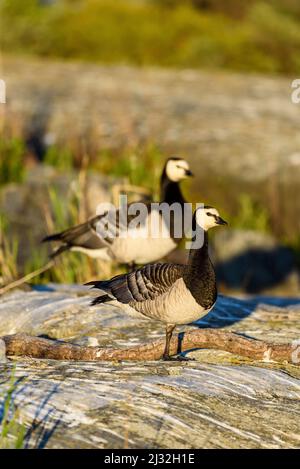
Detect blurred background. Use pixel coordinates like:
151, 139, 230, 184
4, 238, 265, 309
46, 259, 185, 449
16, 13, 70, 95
0, 0, 299, 295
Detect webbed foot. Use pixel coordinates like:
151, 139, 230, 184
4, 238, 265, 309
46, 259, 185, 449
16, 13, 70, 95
162, 354, 195, 362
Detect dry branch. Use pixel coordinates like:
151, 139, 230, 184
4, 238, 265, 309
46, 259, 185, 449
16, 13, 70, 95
0, 260, 54, 296
1, 330, 298, 364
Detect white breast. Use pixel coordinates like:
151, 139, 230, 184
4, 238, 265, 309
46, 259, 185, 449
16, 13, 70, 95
110, 300, 148, 320
132, 279, 214, 325
111, 236, 176, 264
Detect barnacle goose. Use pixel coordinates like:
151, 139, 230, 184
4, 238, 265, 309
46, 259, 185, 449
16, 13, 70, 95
42, 157, 193, 269
86, 206, 227, 361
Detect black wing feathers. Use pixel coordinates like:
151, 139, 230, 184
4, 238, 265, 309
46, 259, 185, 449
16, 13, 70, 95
87, 263, 185, 306
42, 200, 152, 251
42, 214, 108, 250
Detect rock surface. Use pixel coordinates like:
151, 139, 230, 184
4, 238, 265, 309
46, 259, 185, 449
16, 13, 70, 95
0, 285, 300, 448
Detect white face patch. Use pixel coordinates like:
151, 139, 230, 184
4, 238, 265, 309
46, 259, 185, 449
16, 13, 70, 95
196, 207, 220, 231
165, 159, 190, 182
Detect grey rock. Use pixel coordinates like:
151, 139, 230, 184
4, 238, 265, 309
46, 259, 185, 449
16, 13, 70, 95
0, 285, 300, 448
0, 339, 7, 363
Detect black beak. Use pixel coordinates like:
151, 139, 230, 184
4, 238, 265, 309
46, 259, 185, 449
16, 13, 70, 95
216, 216, 228, 226
185, 169, 194, 177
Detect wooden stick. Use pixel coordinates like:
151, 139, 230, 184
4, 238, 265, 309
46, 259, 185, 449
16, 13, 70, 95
0, 260, 54, 296
1, 330, 298, 364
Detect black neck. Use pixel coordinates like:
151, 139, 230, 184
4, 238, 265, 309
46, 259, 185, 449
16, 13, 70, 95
160, 172, 186, 206
186, 230, 209, 273
183, 230, 217, 308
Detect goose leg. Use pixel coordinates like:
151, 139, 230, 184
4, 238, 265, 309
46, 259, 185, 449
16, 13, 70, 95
162, 324, 176, 360
162, 324, 195, 361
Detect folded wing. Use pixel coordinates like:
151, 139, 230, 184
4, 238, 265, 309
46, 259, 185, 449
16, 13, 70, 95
86, 262, 185, 305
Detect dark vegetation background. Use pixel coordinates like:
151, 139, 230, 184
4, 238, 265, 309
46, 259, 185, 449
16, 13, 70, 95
0, 0, 299, 294
2, 0, 300, 75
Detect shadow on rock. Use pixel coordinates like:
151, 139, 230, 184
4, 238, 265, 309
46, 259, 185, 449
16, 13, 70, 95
193, 294, 300, 329
211, 229, 299, 294
215, 246, 298, 294
10, 379, 62, 449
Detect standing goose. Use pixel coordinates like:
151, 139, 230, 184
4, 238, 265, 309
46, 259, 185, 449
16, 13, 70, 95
86, 206, 227, 360
42, 157, 193, 269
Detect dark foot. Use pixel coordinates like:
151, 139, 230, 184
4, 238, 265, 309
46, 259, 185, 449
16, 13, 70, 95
162, 354, 195, 362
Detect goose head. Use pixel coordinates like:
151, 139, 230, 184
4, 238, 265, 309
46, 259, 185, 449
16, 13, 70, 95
164, 157, 193, 182
194, 205, 228, 232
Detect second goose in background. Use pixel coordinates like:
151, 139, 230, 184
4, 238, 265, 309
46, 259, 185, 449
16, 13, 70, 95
42, 157, 193, 269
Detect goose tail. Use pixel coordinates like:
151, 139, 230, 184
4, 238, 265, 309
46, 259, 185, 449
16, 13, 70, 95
90, 294, 112, 306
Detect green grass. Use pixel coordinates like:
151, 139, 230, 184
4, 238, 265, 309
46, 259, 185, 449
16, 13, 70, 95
0, 133, 164, 195
0, 366, 26, 449
0, 134, 298, 287
0, 214, 19, 284
0, 179, 121, 286
231, 193, 270, 233
44, 146, 74, 172
94, 144, 164, 196
0, 138, 25, 186
0, 137, 165, 286
23, 184, 113, 285
2, 0, 300, 75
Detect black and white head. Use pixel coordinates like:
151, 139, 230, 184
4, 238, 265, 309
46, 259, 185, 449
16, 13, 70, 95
164, 157, 193, 182
194, 205, 227, 232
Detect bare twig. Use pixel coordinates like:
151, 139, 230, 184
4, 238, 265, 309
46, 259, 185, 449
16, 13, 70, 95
1, 330, 298, 364
0, 261, 54, 296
